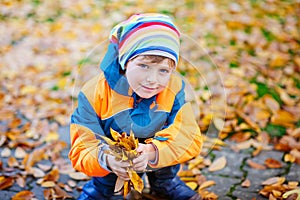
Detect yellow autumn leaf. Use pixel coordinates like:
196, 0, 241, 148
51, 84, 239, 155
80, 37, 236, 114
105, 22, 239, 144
213, 117, 225, 131
269, 52, 289, 68
41, 181, 55, 188
261, 177, 285, 186
271, 109, 297, 127
123, 181, 130, 198
7, 156, 18, 167
283, 189, 300, 200
188, 156, 204, 170
186, 182, 198, 190
129, 170, 144, 193
208, 156, 227, 172
11, 190, 35, 200
284, 153, 296, 163
44, 131, 59, 142
20, 85, 37, 95
69, 172, 90, 181
57, 78, 67, 89
198, 180, 216, 190
110, 128, 120, 141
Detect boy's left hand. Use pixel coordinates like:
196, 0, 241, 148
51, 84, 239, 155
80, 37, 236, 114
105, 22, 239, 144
132, 143, 156, 172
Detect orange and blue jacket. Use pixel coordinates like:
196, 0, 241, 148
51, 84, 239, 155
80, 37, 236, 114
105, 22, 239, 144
69, 43, 203, 177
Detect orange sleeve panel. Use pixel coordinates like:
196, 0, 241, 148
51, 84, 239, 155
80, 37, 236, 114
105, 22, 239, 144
146, 102, 203, 168
69, 124, 110, 177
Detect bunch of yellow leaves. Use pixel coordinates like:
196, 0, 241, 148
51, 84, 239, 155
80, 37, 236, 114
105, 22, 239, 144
100, 129, 144, 198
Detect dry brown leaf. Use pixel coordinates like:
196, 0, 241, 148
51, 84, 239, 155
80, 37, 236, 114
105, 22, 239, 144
64, 184, 73, 192
208, 156, 227, 172
198, 180, 216, 191
15, 175, 26, 188
261, 177, 285, 186
229, 132, 252, 143
188, 156, 204, 170
67, 180, 76, 188
241, 179, 251, 188
53, 185, 72, 199
115, 177, 125, 192
15, 147, 27, 159
31, 167, 46, 178
41, 181, 55, 188
198, 190, 218, 200
236, 110, 261, 133
213, 117, 225, 131
43, 188, 53, 200
43, 168, 59, 182
262, 94, 280, 113
69, 172, 90, 181
247, 160, 266, 170
0, 135, 7, 147
264, 158, 282, 169
11, 190, 35, 200
271, 109, 297, 127
37, 163, 52, 172
1, 147, 11, 157
22, 147, 47, 171
7, 156, 19, 167
0, 176, 14, 190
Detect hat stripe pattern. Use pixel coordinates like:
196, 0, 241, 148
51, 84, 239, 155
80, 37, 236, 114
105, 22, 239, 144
109, 13, 180, 69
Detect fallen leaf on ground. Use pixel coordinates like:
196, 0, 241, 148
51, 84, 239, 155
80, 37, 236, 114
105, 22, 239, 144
208, 156, 226, 172
11, 190, 35, 200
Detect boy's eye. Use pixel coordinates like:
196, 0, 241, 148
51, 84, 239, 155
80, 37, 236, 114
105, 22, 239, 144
139, 64, 149, 69
160, 68, 170, 74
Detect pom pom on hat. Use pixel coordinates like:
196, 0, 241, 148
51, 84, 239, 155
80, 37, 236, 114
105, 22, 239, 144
109, 13, 180, 69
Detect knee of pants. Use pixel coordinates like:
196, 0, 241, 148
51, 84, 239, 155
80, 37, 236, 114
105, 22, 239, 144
147, 164, 180, 183
79, 175, 117, 199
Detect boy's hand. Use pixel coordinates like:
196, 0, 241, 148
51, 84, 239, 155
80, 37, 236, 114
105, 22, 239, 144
107, 155, 130, 180
132, 143, 156, 172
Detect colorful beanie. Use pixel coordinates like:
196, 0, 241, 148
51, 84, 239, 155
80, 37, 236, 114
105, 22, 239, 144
109, 13, 180, 69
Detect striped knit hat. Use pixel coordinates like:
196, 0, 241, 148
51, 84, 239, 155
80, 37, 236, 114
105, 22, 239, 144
109, 13, 180, 69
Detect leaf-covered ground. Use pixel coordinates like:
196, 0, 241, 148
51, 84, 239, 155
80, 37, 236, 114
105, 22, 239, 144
0, 0, 299, 199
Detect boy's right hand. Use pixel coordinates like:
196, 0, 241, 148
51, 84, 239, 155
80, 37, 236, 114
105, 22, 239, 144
106, 155, 130, 180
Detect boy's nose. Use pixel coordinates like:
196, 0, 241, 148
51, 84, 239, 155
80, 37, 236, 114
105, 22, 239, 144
146, 71, 158, 83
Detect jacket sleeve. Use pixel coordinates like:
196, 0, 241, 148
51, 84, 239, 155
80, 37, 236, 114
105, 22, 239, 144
69, 75, 110, 177
146, 82, 203, 168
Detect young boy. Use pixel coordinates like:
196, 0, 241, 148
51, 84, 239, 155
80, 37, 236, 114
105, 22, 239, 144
69, 13, 203, 200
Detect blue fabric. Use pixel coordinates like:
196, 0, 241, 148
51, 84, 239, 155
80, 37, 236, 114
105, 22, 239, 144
78, 164, 196, 200
100, 43, 130, 96
71, 92, 104, 138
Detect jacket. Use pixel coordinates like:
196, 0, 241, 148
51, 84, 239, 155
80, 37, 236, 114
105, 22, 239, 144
69, 43, 203, 177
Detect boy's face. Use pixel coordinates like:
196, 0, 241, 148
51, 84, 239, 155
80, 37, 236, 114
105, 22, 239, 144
125, 56, 174, 99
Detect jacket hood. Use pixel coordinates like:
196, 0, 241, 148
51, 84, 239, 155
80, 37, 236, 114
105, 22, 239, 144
100, 42, 131, 96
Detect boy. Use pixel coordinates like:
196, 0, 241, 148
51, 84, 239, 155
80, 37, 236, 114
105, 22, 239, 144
69, 13, 203, 200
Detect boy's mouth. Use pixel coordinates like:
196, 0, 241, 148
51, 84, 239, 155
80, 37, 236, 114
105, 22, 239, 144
141, 85, 157, 91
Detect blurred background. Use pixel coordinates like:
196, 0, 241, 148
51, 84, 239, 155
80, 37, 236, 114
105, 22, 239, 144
0, 0, 299, 199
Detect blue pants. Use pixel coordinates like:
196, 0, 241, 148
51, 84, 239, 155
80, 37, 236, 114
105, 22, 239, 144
78, 164, 196, 200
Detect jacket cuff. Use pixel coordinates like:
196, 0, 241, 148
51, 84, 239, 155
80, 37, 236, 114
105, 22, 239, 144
148, 143, 158, 165
98, 144, 112, 172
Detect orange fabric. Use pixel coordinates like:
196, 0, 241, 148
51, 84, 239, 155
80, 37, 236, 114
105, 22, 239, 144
156, 74, 182, 112
69, 124, 110, 177
84, 73, 134, 119
146, 103, 202, 168
70, 72, 202, 173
